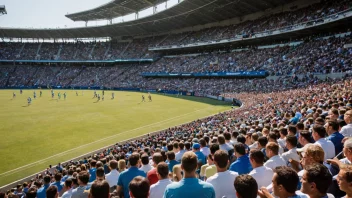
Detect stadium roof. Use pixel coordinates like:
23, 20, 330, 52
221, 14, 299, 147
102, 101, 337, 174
0, 0, 296, 38
66, 0, 165, 21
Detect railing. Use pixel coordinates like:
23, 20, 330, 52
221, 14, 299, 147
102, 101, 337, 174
149, 8, 352, 50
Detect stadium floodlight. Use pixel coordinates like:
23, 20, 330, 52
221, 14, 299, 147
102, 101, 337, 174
0, 5, 7, 15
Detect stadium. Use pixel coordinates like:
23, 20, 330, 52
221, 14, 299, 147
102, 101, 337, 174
0, 0, 352, 197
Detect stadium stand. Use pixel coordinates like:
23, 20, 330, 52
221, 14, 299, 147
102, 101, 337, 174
2, 0, 352, 197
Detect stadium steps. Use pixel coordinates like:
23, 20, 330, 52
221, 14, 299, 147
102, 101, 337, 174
66, 67, 86, 86
156, 34, 170, 46
5, 66, 17, 87
103, 43, 111, 60
36, 43, 42, 57
88, 43, 97, 59
120, 41, 132, 57
17, 43, 25, 58
56, 44, 63, 60
26, 67, 40, 86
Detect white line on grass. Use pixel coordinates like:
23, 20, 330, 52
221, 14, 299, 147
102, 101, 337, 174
0, 106, 215, 178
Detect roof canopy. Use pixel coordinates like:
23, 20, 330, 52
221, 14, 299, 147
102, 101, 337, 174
0, 0, 294, 38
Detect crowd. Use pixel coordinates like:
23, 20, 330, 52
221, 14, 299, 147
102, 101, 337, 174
2, 74, 352, 198
0, 0, 350, 63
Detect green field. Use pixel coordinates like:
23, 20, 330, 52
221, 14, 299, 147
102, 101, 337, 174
0, 90, 230, 186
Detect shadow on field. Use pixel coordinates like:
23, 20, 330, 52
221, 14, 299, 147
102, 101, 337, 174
155, 94, 232, 106
22, 105, 29, 107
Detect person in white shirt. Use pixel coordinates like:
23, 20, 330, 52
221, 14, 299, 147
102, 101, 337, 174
206, 150, 238, 198
312, 124, 335, 160
200, 139, 210, 157
277, 128, 288, 149
341, 110, 352, 137
139, 154, 152, 174
149, 162, 172, 198
218, 135, 233, 154
175, 142, 186, 162
268, 132, 284, 155
281, 135, 300, 164
61, 179, 73, 198
249, 149, 274, 188
264, 142, 286, 170
105, 160, 120, 188
258, 166, 305, 198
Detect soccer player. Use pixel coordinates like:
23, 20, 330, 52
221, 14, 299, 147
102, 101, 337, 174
20, 89, 23, 94
27, 97, 32, 106
40, 90, 42, 97
64, 92, 67, 100
102, 95, 104, 101
33, 91, 36, 99
141, 95, 146, 102
58, 92, 61, 100
51, 90, 55, 99
102, 90, 105, 96
111, 92, 115, 100
94, 90, 97, 98
13, 92, 16, 98
97, 94, 100, 101
148, 93, 152, 102
76, 91, 78, 96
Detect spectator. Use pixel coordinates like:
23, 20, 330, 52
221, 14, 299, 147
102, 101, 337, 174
46, 186, 58, 198
218, 135, 233, 154
147, 153, 164, 185
312, 125, 335, 160
167, 151, 180, 173
300, 164, 332, 198
139, 153, 152, 174
206, 150, 238, 198
281, 135, 300, 165
234, 175, 258, 198
61, 179, 73, 198
341, 110, 352, 137
128, 176, 150, 198
164, 151, 215, 198
264, 142, 286, 170
89, 160, 97, 182
326, 120, 344, 155
200, 138, 210, 157
71, 171, 90, 198
37, 175, 51, 198
193, 143, 206, 166
204, 143, 220, 180
229, 143, 252, 174
105, 160, 120, 188
89, 181, 110, 198
149, 162, 172, 198
336, 165, 352, 197
249, 149, 274, 188
117, 153, 146, 198
118, 159, 126, 173
258, 166, 302, 198
50, 173, 63, 193
175, 142, 186, 162
172, 164, 182, 182
298, 131, 314, 147
26, 187, 37, 198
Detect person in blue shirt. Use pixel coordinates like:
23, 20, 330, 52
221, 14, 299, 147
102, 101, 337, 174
88, 160, 97, 182
167, 151, 180, 173
164, 151, 215, 198
117, 152, 146, 198
230, 143, 252, 174
50, 173, 63, 192
192, 143, 206, 165
326, 120, 344, 155
37, 175, 51, 198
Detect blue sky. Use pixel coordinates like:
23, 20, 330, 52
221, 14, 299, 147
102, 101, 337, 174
0, 0, 179, 29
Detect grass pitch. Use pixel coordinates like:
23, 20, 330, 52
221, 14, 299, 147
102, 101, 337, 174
0, 89, 230, 186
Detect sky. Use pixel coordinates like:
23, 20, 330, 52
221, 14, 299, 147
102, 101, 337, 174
0, 0, 179, 29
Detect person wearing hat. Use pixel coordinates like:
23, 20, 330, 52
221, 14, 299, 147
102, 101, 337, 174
193, 143, 206, 167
